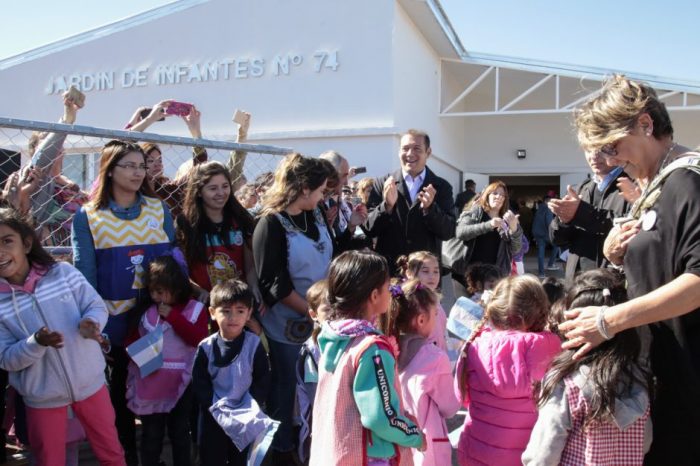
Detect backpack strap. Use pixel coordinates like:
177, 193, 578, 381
351, 334, 396, 369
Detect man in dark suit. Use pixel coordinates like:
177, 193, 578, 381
549, 149, 629, 282
365, 129, 455, 274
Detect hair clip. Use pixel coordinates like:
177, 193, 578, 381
389, 284, 404, 298
602, 288, 611, 297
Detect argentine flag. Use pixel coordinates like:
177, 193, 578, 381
126, 325, 164, 378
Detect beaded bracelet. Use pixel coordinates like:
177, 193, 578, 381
596, 306, 612, 340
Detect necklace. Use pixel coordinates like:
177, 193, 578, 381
286, 211, 308, 233
658, 142, 677, 174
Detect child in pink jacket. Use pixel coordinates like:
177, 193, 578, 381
381, 279, 460, 466
454, 275, 560, 466
396, 252, 447, 351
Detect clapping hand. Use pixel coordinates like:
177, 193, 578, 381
548, 185, 580, 224
502, 210, 520, 233
349, 203, 368, 228
35, 327, 64, 348
490, 217, 504, 230
383, 177, 398, 212
78, 318, 103, 343
417, 184, 436, 211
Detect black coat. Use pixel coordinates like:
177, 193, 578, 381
365, 167, 455, 274
549, 173, 629, 281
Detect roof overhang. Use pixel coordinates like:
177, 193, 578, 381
0, 0, 207, 71
440, 51, 700, 117
398, 0, 466, 60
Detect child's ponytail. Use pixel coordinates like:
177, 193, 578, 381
377, 279, 437, 340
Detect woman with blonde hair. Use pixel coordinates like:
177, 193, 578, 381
252, 152, 335, 461
449, 180, 523, 298
560, 74, 700, 465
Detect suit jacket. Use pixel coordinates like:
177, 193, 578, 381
549, 173, 629, 281
365, 167, 455, 274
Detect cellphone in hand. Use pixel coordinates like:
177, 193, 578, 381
232, 109, 248, 125
353, 166, 367, 175
65, 86, 86, 108
164, 101, 193, 117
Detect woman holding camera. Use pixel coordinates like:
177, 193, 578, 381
450, 180, 523, 297
560, 75, 700, 465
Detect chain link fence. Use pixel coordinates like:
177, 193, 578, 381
0, 117, 291, 257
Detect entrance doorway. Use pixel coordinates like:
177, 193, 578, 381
487, 175, 561, 269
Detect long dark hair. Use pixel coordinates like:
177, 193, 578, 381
327, 250, 389, 320
177, 161, 255, 265
0, 208, 56, 270
91, 140, 157, 209
537, 269, 651, 426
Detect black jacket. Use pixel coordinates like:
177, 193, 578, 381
455, 205, 523, 278
549, 173, 629, 281
365, 167, 455, 274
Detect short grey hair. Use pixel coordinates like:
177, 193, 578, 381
319, 150, 346, 170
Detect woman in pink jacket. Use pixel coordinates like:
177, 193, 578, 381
381, 279, 460, 466
454, 275, 561, 465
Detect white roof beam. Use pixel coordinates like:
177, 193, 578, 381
562, 89, 602, 110
442, 66, 494, 114
499, 74, 554, 112
658, 91, 679, 100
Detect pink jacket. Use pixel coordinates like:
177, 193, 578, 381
398, 335, 460, 466
428, 304, 447, 352
455, 328, 560, 466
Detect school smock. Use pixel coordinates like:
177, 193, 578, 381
397, 334, 459, 466
310, 320, 422, 466
72, 194, 174, 346
192, 331, 272, 450
253, 208, 332, 345
126, 299, 206, 415
523, 365, 651, 466
456, 327, 560, 466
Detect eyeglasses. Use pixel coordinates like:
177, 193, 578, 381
599, 136, 626, 157
114, 163, 147, 172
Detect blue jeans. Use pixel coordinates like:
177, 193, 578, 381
536, 237, 558, 275
267, 338, 303, 452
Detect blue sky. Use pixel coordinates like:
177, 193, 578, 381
3, 0, 700, 82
